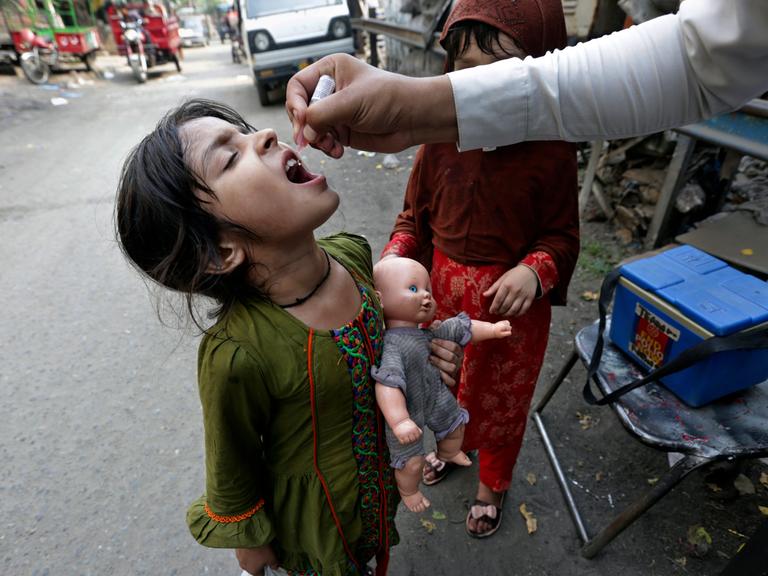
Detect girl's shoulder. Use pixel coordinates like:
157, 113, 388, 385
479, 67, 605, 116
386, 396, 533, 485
318, 232, 374, 283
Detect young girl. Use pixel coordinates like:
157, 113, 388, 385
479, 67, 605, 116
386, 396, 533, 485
116, 100, 400, 576
381, 0, 580, 539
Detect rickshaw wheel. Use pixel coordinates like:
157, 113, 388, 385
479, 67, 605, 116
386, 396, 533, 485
20, 51, 50, 85
82, 52, 97, 72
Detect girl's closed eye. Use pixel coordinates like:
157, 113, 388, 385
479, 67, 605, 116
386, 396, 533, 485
223, 150, 238, 172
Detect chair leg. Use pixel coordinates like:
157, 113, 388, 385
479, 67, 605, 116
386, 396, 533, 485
532, 349, 579, 414
532, 349, 588, 541
533, 410, 591, 543
581, 454, 712, 558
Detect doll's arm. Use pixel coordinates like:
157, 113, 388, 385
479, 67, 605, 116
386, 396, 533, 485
375, 383, 422, 444
469, 319, 512, 343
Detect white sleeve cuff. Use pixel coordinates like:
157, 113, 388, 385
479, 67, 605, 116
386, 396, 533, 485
448, 59, 529, 152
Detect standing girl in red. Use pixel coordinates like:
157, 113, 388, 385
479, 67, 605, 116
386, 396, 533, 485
381, 0, 580, 539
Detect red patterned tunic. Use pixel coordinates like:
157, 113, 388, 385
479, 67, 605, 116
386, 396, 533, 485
382, 139, 579, 491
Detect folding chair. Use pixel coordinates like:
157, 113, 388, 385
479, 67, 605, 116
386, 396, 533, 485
532, 319, 768, 558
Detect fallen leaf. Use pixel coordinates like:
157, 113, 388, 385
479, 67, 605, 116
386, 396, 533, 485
760, 472, 768, 490
431, 510, 446, 520
595, 471, 605, 482
576, 411, 598, 430
526, 472, 537, 486
734, 474, 756, 495
741, 248, 754, 256
686, 525, 712, 557
519, 503, 538, 534
581, 290, 599, 302
375, 164, 383, 170
759, 505, 768, 517
673, 557, 687, 568
420, 518, 436, 534
706, 483, 723, 493
647, 477, 659, 486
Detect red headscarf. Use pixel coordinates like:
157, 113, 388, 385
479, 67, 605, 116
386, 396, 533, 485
439, 0, 567, 58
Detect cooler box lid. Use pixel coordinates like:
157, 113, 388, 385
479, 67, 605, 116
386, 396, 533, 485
620, 246, 768, 336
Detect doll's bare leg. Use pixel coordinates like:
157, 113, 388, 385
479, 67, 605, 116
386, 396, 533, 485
395, 455, 430, 512
435, 424, 470, 465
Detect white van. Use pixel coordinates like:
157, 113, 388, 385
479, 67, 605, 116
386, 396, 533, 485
239, 0, 354, 105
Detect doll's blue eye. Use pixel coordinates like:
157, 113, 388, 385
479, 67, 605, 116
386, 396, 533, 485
409, 285, 418, 293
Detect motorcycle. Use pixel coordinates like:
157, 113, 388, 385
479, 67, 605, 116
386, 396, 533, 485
109, 4, 182, 84
17, 28, 58, 85
120, 18, 148, 83
231, 30, 245, 64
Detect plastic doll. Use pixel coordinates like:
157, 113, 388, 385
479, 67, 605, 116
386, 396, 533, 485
371, 257, 512, 512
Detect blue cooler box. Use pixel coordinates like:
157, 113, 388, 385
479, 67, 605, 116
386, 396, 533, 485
608, 245, 768, 407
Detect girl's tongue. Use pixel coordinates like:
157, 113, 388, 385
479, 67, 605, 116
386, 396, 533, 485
285, 158, 317, 184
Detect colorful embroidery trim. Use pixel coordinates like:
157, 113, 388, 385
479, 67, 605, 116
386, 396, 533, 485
204, 498, 264, 523
331, 285, 397, 565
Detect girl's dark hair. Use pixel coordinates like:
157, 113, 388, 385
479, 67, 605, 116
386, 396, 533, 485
115, 99, 263, 328
442, 20, 525, 71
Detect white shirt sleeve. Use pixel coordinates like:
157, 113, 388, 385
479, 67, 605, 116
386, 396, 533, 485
448, 0, 768, 151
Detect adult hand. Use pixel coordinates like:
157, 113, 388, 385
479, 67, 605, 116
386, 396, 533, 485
285, 54, 457, 157
236, 545, 279, 576
483, 265, 539, 317
429, 321, 464, 386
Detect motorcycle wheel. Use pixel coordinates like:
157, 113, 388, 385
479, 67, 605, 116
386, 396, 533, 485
20, 51, 50, 85
130, 54, 147, 83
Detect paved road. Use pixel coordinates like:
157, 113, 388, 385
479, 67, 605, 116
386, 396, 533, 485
1, 43, 764, 576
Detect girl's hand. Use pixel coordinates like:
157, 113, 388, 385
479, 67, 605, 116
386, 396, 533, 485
429, 321, 464, 386
483, 265, 539, 317
236, 545, 279, 576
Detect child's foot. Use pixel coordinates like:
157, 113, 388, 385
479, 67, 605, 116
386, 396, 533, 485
466, 482, 506, 538
400, 490, 431, 512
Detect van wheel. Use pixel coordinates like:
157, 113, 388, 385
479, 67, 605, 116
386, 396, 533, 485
257, 80, 270, 106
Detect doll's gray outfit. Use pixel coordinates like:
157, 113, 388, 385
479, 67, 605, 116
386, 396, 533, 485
371, 312, 471, 469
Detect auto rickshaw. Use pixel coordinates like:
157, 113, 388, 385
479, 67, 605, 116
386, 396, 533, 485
107, 1, 181, 82
0, 0, 102, 83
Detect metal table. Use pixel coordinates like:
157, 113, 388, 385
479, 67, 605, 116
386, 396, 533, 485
532, 319, 768, 558
646, 99, 768, 248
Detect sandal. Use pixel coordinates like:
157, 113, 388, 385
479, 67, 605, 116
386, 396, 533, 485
465, 492, 506, 539
422, 452, 462, 486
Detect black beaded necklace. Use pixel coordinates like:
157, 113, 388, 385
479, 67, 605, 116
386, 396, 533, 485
278, 250, 332, 309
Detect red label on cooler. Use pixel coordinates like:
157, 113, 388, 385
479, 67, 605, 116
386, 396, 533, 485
629, 304, 680, 369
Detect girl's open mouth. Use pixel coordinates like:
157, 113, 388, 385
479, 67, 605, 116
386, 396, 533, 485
283, 151, 320, 184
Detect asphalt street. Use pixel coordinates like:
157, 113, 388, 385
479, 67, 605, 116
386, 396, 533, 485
1, 43, 766, 576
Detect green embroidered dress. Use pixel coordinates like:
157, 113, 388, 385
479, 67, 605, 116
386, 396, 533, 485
187, 234, 399, 576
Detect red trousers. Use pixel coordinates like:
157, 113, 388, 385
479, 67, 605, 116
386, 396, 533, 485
430, 248, 552, 492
